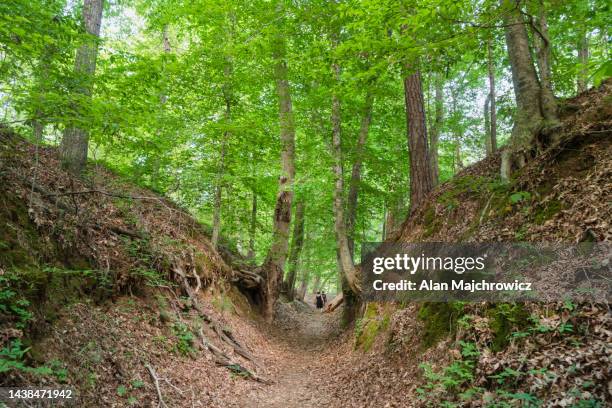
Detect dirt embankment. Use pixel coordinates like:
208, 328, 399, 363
309, 81, 612, 407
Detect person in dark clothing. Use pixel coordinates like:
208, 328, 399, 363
321, 291, 327, 305
315, 291, 323, 309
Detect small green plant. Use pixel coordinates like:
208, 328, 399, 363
117, 385, 128, 397
417, 341, 480, 404
131, 379, 145, 389
489, 367, 523, 385
0, 339, 53, 376
509, 191, 531, 204
172, 323, 196, 356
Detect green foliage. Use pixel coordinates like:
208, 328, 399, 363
172, 323, 196, 357
509, 191, 531, 205
417, 341, 479, 404
487, 303, 529, 352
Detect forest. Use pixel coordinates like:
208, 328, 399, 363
0, 0, 611, 407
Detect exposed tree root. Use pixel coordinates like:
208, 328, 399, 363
324, 293, 343, 313
197, 329, 271, 384
145, 363, 168, 408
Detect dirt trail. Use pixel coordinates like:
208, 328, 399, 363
239, 302, 341, 407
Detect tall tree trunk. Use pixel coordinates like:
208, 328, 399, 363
487, 37, 498, 153
404, 68, 433, 211
382, 201, 387, 240
531, 3, 557, 121
150, 26, 172, 187
484, 92, 492, 155
429, 75, 443, 185
248, 191, 257, 260
384, 204, 396, 240
31, 46, 55, 143
60, 0, 104, 175
212, 17, 234, 248
210, 138, 225, 248
454, 136, 463, 173
285, 199, 305, 300
346, 91, 374, 258
296, 272, 309, 301
260, 20, 296, 322
330, 62, 361, 298
329, 56, 361, 325
577, 30, 589, 93
500, 0, 558, 181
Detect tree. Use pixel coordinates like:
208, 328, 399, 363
330, 60, 361, 308
285, 199, 305, 300
260, 9, 296, 321
500, 0, 558, 181
577, 29, 589, 93
248, 191, 257, 260
404, 68, 433, 211
346, 91, 374, 257
59, 0, 104, 175
487, 36, 497, 154
429, 75, 443, 184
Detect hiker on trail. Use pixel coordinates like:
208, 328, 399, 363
315, 291, 323, 310
322, 291, 327, 305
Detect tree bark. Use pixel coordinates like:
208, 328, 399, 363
487, 37, 498, 153
500, 0, 558, 181
429, 75, 443, 185
59, 0, 104, 175
296, 267, 309, 301
346, 91, 374, 258
212, 18, 234, 248
248, 191, 257, 260
211, 65, 231, 248
150, 26, 172, 187
484, 92, 492, 155
577, 30, 589, 93
330, 61, 361, 298
261, 19, 296, 321
285, 199, 305, 300
531, 3, 557, 121
403, 68, 433, 211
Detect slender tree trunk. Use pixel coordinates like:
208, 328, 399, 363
384, 204, 396, 240
210, 139, 225, 248
248, 191, 257, 260
403, 68, 433, 211
577, 30, 589, 93
487, 37, 497, 153
330, 61, 361, 298
484, 92, 492, 155
346, 91, 374, 258
211, 74, 231, 248
532, 3, 557, 121
454, 137, 463, 173
429, 75, 443, 185
150, 26, 172, 187
31, 47, 55, 142
500, 0, 558, 181
382, 201, 387, 240
285, 200, 305, 300
60, 0, 104, 175
261, 20, 296, 322
329, 54, 361, 324
297, 275, 308, 301
212, 16, 234, 248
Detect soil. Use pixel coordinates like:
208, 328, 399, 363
239, 302, 341, 407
